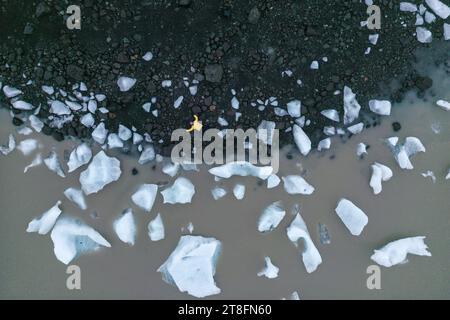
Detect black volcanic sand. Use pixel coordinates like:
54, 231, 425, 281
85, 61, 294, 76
0, 0, 441, 156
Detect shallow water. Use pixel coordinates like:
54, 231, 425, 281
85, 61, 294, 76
0, 69, 449, 299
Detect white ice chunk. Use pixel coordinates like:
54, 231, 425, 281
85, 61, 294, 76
161, 177, 195, 204
444, 23, 450, 40
3, 85, 22, 98
18, 127, 33, 136
117, 76, 137, 92
158, 235, 222, 298
50, 217, 111, 264
44, 151, 66, 178
162, 162, 180, 177
321, 109, 340, 122
64, 188, 87, 210
211, 187, 227, 200
231, 96, 239, 110
310, 60, 319, 69
92, 122, 108, 145
131, 184, 158, 212
282, 175, 315, 195
425, 0, 450, 19
233, 184, 245, 200
335, 199, 368, 236
118, 124, 132, 141
50, 100, 71, 115
26, 201, 62, 235
317, 138, 331, 151
347, 122, 364, 134
286, 213, 322, 273
371, 236, 431, 267
114, 209, 136, 246
67, 143, 92, 173
368, 34, 379, 45
162, 80, 172, 88
293, 124, 311, 156
421, 170, 436, 183
446, 168, 450, 180
287, 100, 301, 118
148, 213, 165, 241
80, 113, 95, 127
267, 174, 281, 189
356, 142, 368, 157
436, 99, 450, 111
370, 162, 393, 195
386, 136, 426, 170
257, 257, 279, 279
12, 100, 34, 110
416, 27, 432, 43
107, 133, 123, 149
79, 151, 121, 195
400, 2, 418, 12
65, 100, 82, 111
174, 96, 184, 109
0, 134, 16, 155
88, 100, 97, 113
258, 201, 286, 233
369, 100, 391, 115
29, 115, 44, 132
209, 161, 273, 179
425, 11, 437, 23
343, 86, 361, 125
142, 51, 154, 61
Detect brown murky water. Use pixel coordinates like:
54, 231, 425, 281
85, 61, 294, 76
0, 70, 449, 300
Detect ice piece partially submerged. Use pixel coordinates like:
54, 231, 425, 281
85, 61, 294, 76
421, 170, 436, 183
131, 184, 158, 212
79, 151, 121, 195
113, 209, 137, 246
318, 223, 331, 245
371, 236, 431, 267
26, 201, 62, 235
287, 213, 322, 273
257, 257, 279, 279
335, 199, 368, 236
158, 235, 222, 298
0, 134, 16, 155
161, 177, 195, 204
17, 138, 39, 156
211, 187, 227, 200
44, 151, 66, 178
436, 99, 450, 111
369, 100, 391, 115
50, 217, 111, 264
67, 143, 92, 173
282, 175, 315, 195
446, 168, 450, 180
370, 162, 393, 195
343, 86, 361, 125
24, 153, 42, 173
148, 213, 165, 241
209, 161, 272, 180
385, 136, 426, 170
64, 188, 87, 210
258, 201, 286, 233
293, 124, 311, 156
356, 142, 368, 157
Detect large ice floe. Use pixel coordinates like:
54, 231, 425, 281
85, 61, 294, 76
148, 213, 165, 241
161, 177, 195, 204
293, 124, 311, 156
258, 201, 286, 233
335, 199, 368, 236
131, 184, 158, 212
26, 201, 62, 235
385, 136, 426, 170
369, 162, 393, 195
343, 86, 361, 125
370, 236, 431, 267
282, 175, 315, 195
257, 257, 279, 279
79, 151, 121, 195
67, 143, 92, 173
158, 235, 222, 298
50, 217, 111, 264
286, 213, 322, 273
208, 161, 272, 179
113, 209, 137, 246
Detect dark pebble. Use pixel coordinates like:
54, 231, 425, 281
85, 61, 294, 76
392, 122, 401, 132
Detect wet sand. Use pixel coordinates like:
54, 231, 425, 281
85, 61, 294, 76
0, 71, 449, 299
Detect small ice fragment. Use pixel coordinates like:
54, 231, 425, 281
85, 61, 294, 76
287, 100, 301, 118
421, 170, 436, 183
118, 124, 132, 141
335, 199, 368, 236
162, 162, 180, 177
92, 122, 108, 145
282, 175, 315, 195
317, 138, 331, 151
400, 2, 418, 12
29, 115, 44, 132
293, 124, 311, 156
0, 134, 16, 155
211, 187, 227, 200
370, 162, 393, 195
161, 80, 172, 88
257, 257, 279, 279
158, 235, 222, 298
347, 122, 364, 134
386, 136, 426, 170
131, 184, 158, 212
368, 34, 379, 45
26, 201, 62, 235
138, 145, 155, 164
416, 27, 432, 43
88, 100, 97, 113
107, 133, 123, 149
41, 85, 54, 95
161, 177, 195, 204
233, 184, 245, 200
174, 96, 184, 109
133, 132, 143, 145
310, 61, 319, 69
267, 174, 281, 189
369, 100, 391, 115
321, 109, 340, 122
80, 113, 95, 127
24, 153, 42, 173
12, 100, 34, 110
416, 14, 424, 25
318, 223, 331, 245
231, 96, 239, 110
287, 213, 322, 273
44, 151, 66, 178
186, 222, 194, 234
3, 85, 22, 98
50, 100, 71, 115
148, 213, 165, 241
444, 23, 450, 40
425, 0, 450, 19
64, 188, 87, 210
114, 209, 136, 246
209, 161, 272, 179
436, 99, 450, 111
50, 217, 111, 265
343, 86, 361, 125
79, 151, 121, 195
258, 201, 286, 233
117, 76, 137, 92
142, 102, 151, 112
142, 51, 153, 61
371, 236, 431, 267
67, 143, 92, 173
17, 128, 30, 136
65, 100, 82, 111
425, 11, 437, 23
